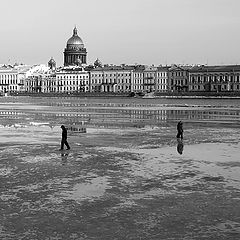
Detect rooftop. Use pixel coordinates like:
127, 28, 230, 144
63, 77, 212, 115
189, 65, 240, 73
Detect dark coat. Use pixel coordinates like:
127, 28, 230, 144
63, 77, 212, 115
177, 122, 183, 133
61, 126, 68, 139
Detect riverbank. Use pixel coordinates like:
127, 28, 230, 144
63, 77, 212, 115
8, 91, 240, 99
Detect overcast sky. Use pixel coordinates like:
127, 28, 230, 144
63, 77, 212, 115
1, 0, 240, 66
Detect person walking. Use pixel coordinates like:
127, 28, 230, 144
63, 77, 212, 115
176, 121, 183, 139
60, 125, 70, 150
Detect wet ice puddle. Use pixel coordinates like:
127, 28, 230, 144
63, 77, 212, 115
96, 142, 240, 189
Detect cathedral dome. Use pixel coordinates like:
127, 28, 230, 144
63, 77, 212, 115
66, 27, 84, 48
64, 26, 87, 66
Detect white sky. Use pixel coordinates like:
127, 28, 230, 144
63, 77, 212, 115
1, 0, 240, 66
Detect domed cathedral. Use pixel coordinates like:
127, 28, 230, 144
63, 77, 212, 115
64, 27, 87, 66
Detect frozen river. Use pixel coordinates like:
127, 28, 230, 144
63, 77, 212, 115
0, 96, 240, 239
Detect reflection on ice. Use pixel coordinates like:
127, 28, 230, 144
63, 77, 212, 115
214, 220, 240, 234
21, 154, 58, 163
60, 177, 110, 201
97, 141, 240, 190
0, 167, 12, 176
177, 138, 184, 155
29, 122, 50, 126
61, 152, 69, 165
0, 97, 240, 129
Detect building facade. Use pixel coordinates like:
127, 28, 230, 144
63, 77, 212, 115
23, 64, 53, 93
54, 66, 89, 93
25, 73, 56, 93
189, 65, 240, 92
89, 65, 134, 93
156, 66, 169, 92
90, 65, 174, 94
132, 65, 145, 93
142, 66, 157, 92
168, 65, 190, 92
0, 65, 20, 94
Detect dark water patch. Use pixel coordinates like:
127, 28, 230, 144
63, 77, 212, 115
201, 176, 225, 182
207, 220, 240, 236
217, 162, 240, 168
162, 171, 198, 182
177, 184, 206, 192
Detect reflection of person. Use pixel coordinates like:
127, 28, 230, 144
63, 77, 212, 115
60, 125, 70, 150
176, 121, 183, 139
61, 152, 69, 165
177, 138, 184, 155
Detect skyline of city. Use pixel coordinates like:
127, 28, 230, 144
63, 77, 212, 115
1, 0, 240, 66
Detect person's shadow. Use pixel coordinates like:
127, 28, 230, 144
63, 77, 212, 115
61, 152, 69, 165
177, 138, 184, 155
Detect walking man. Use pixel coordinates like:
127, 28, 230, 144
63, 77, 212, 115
60, 125, 70, 150
176, 121, 183, 139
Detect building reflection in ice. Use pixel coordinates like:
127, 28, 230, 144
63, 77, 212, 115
0, 104, 239, 129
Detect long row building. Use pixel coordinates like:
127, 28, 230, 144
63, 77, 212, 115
1, 27, 240, 95
1, 62, 240, 95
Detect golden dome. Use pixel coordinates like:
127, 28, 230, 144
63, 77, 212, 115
66, 27, 84, 47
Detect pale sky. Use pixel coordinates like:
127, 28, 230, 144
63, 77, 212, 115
1, 0, 240, 66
